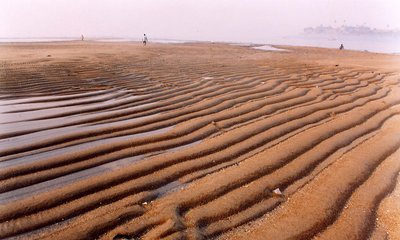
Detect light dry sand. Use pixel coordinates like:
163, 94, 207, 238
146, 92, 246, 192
0, 41, 399, 240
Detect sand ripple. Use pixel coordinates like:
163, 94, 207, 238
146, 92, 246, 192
0, 42, 399, 239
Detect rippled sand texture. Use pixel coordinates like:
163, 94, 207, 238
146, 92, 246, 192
0, 42, 400, 240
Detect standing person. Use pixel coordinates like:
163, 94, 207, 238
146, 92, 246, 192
81, 34, 84, 41
143, 34, 148, 46
339, 43, 344, 50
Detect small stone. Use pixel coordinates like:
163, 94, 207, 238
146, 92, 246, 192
211, 121, 222, 129
272, 188, 283, 196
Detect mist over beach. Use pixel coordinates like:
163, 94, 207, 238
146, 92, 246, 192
1, 0, 400, 52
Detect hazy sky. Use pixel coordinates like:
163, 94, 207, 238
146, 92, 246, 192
1, 0, 399, 42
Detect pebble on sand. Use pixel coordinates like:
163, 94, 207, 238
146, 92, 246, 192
272, 188, 283, 197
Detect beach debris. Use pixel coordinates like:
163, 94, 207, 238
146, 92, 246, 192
142, 201, 148, 206
335, 64, 339, 67
272, 188, 283, 196
265, 187, 284, 198
47, 55, 51, 57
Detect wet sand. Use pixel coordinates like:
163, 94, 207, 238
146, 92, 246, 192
0, 41, 400, 239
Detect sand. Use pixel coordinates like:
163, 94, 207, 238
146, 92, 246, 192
0, 41, 399, 240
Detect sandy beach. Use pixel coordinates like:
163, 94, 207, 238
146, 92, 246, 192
0, 41, 400, 240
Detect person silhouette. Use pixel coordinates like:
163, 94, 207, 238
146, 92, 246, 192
339, 44, 344, 50
143, 34, 148, 46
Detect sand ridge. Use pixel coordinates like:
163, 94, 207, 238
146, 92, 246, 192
0, 42, 399, 239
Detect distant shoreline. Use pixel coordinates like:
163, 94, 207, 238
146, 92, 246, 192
0, 37, 399, 55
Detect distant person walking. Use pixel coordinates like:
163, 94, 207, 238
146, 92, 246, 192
339, 43, 344, 50
143, 34, 148, 46
81, 34, 84, 41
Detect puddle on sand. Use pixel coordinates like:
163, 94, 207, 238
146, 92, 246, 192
0, 88, 119, 106
0, 89, 127, 114
0, 138, 201, 204
166, 140, 202, 152
0, 126, 174, 168
156, 180, 187, 197
0, 124, 80, 148
144, 140, 202, 159
0, 155, 146, 204
0, 94, 152, 126
0, 114, 159, 151
252, 45, 289, 52
94, 139, 202, 171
